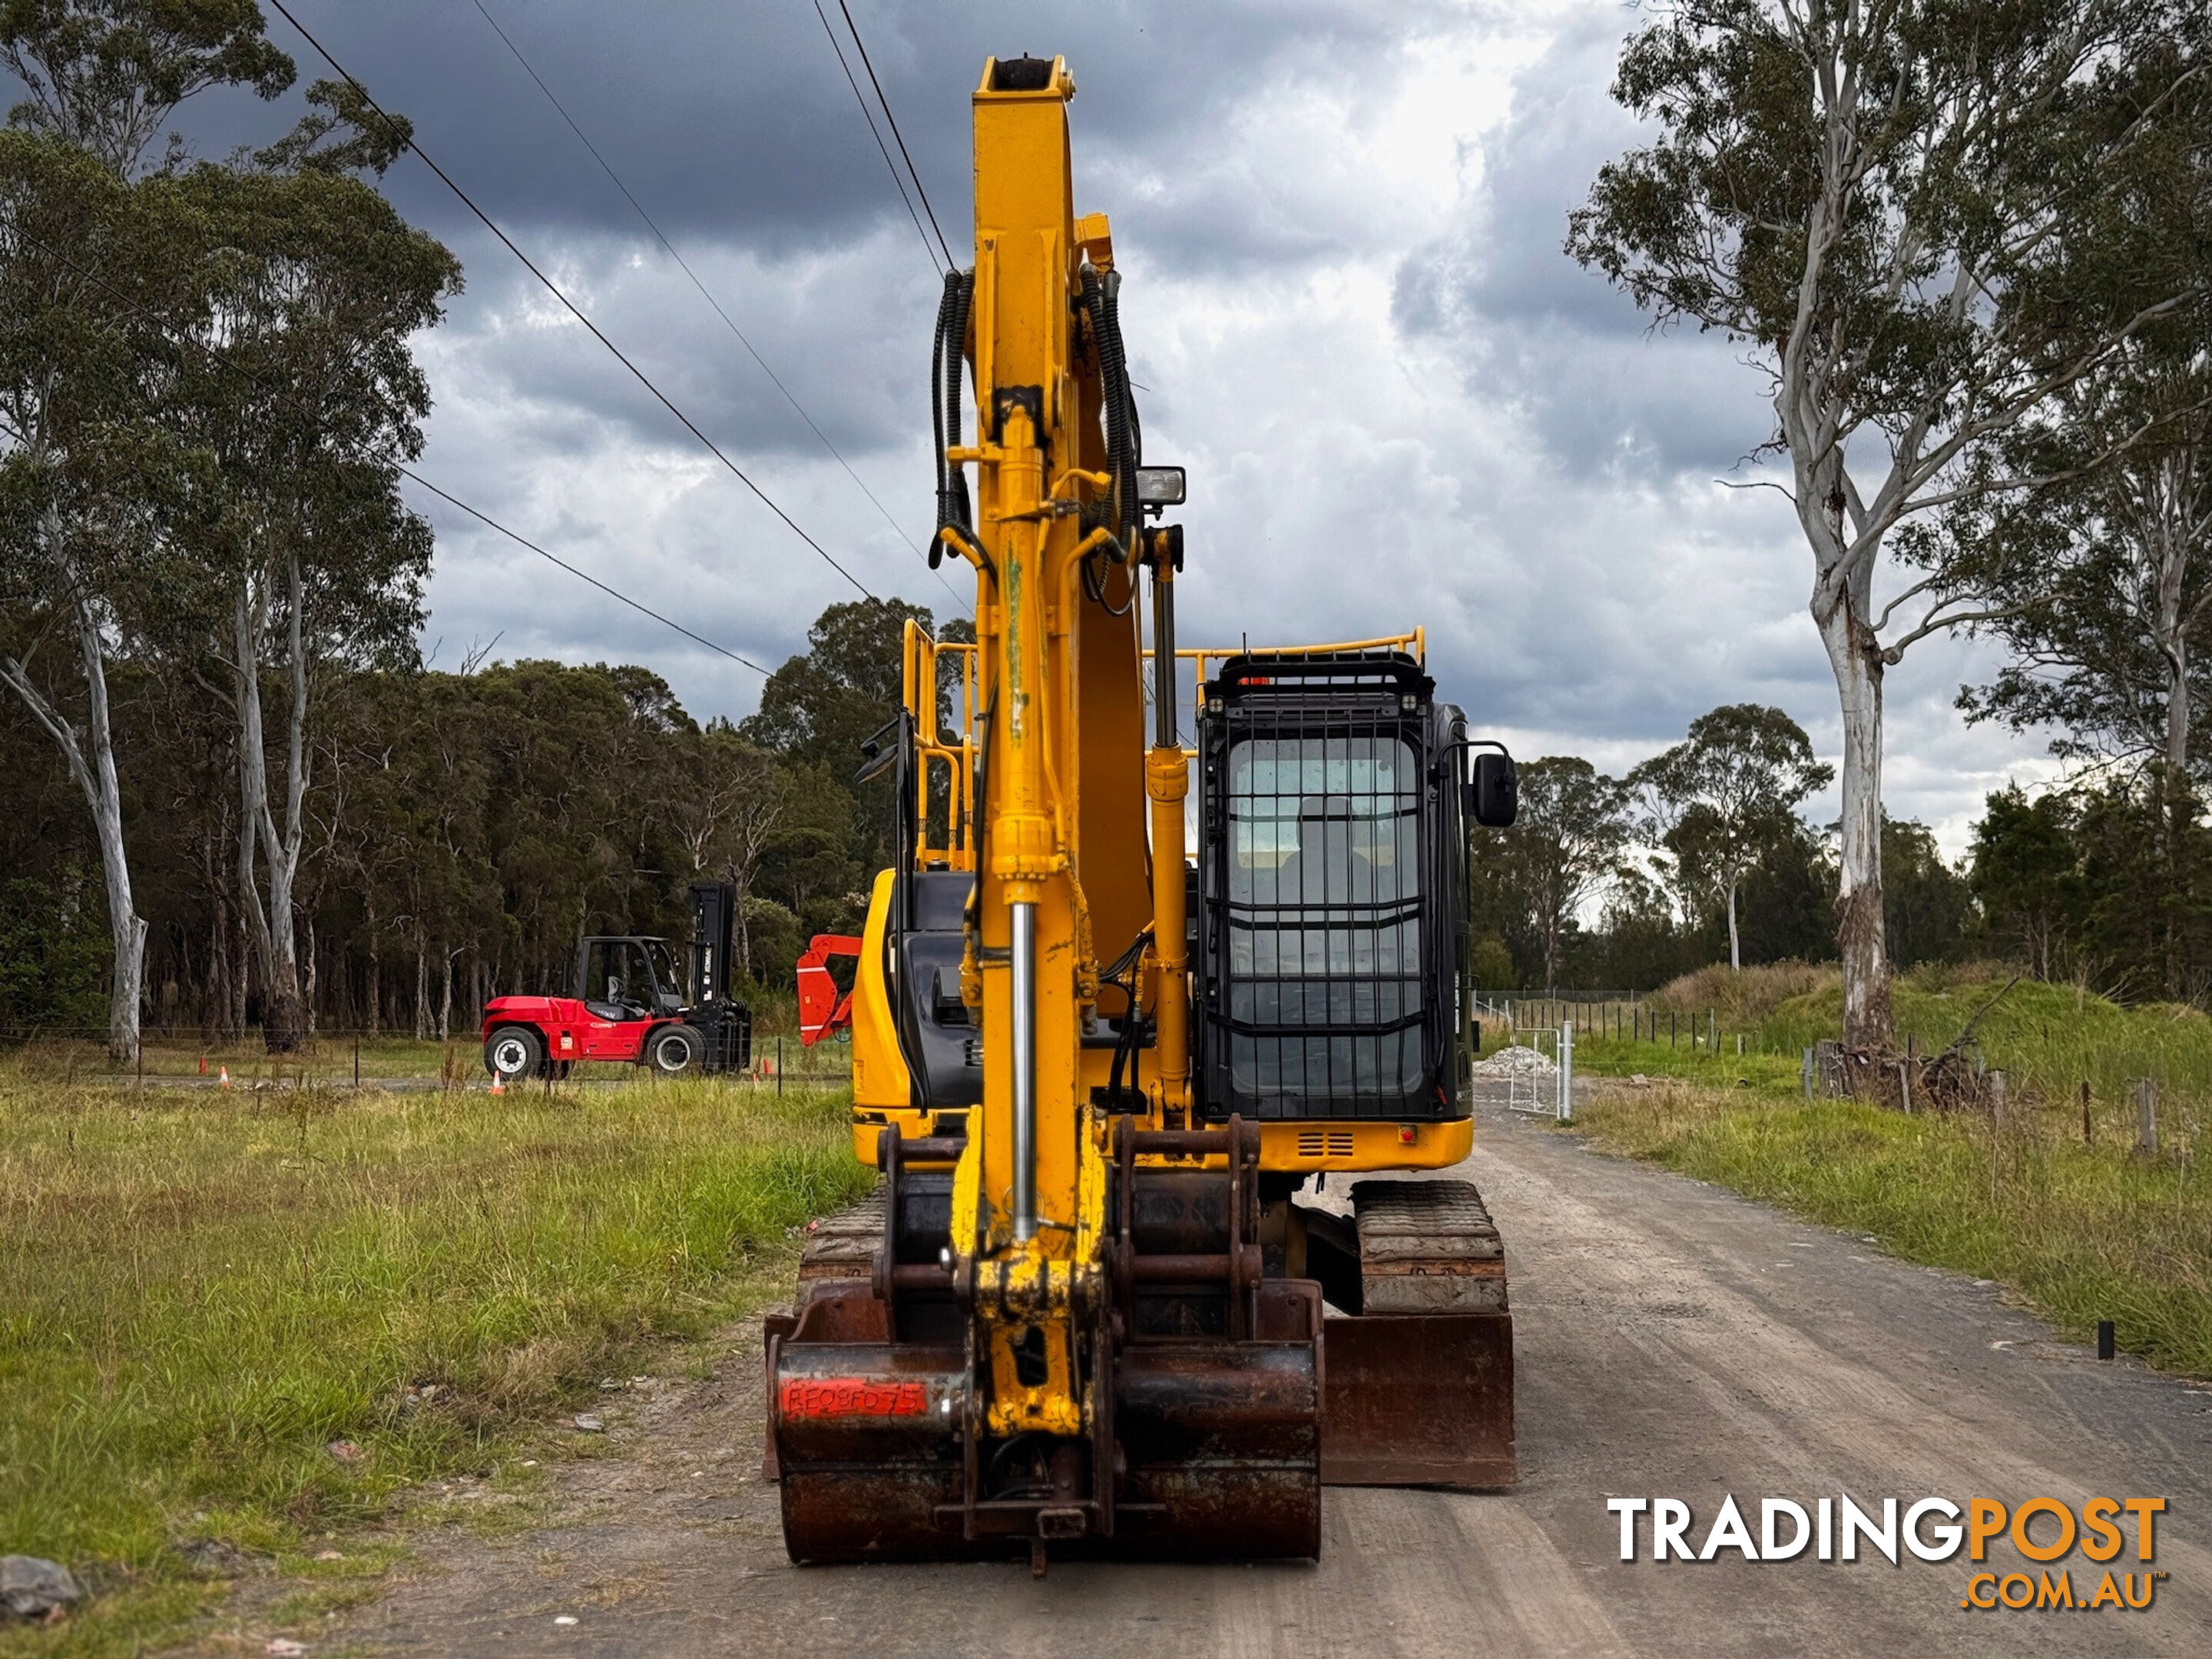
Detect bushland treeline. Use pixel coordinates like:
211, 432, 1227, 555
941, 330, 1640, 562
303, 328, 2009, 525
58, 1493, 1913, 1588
0, 595, 949, 1042
1475, 712, 2212, 1005
0, 8, 949, 1053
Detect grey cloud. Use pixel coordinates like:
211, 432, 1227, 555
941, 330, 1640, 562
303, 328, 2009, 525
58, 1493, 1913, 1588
113, 0, 1467, 264
1391, 8, 1773, 483
2, 2, 2053, 849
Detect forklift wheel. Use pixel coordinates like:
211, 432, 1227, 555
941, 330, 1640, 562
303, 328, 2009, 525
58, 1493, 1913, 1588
647, 1024, 704, 1077
485, 1025, 544, 1082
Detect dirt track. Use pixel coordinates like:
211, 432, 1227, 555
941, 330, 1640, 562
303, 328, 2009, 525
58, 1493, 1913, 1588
270, 1097, 2212, 1657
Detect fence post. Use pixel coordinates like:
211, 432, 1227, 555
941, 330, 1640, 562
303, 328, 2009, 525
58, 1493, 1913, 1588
778, 1035, 785, 1097
1802, 1048, 1813, 1101
1897, 1059, 1911, 1115
2081, 1081, 2092, 1146
1558, 1017, 1574, 1122
2137, 1079, 2157, 1156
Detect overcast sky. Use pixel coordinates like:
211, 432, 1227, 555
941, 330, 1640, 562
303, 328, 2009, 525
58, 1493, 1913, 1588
35, 0, 2069, 853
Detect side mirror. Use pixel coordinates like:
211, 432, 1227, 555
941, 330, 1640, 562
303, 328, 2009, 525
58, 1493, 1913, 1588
1469, 752, 1518, 827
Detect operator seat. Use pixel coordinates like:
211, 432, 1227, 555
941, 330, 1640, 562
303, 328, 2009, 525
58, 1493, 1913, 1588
585, 975, 647, 1022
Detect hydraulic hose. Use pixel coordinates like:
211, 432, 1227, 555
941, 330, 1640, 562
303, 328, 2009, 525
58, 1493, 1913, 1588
1079, 265, 1139, 540
931, 268, 978, 567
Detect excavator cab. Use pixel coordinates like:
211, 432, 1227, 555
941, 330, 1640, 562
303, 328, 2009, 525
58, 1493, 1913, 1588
766, 52, 1520, 1571
1197, 651, 1467, 1124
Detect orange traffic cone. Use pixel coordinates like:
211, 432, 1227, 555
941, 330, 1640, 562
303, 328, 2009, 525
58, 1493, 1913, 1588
218, 1065, 232, 1090
488, 1072, 505, 1096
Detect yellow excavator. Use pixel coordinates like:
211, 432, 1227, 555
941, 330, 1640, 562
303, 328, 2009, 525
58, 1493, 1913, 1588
765, 53, 1522, 1569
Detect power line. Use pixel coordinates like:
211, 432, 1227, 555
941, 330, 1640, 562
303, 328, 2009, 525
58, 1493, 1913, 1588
809, 0, 942, 277
396, 475, 773, 676
15, 227, 773, 679
262, 0, 876, 601
463, 0, 968, 618
833, 0, 956, 270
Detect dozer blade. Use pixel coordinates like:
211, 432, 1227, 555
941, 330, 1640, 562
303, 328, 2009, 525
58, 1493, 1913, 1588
1321, 1311, 1516, 1487
1313, 1178, 1518, 1488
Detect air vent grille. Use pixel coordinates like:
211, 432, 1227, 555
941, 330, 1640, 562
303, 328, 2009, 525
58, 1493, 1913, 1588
1295, 1129, 1357, 1159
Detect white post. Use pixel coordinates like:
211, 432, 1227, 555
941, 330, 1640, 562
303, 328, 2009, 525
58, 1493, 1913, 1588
1558, 1017, 1574, 1121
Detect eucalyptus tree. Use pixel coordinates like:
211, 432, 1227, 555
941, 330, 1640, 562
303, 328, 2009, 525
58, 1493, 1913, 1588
0, 133, 147, 1057
1, 0, 290, 175
1474, 756, 1634, 991
1956, 341, 2212, 991
1568, 1, 2210, 1047
0, 0, 295, 1058
667, 722, 789, 977
1631, 704, 1832, 969
157, 102, 459, 1051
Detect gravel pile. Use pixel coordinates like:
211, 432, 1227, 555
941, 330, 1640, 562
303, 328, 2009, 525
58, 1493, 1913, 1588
1470, 1045, 1558, 1082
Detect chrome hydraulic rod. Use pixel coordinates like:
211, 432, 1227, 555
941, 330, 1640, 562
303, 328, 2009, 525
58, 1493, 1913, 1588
1152, 538, 1177, 747
1011, 898, 1038, 1240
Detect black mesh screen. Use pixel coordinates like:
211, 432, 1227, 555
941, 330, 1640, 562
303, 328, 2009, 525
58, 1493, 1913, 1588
1197, 654, 1463, 1122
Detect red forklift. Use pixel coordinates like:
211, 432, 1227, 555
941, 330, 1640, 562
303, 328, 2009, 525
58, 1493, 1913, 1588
481, 880, 752, 1082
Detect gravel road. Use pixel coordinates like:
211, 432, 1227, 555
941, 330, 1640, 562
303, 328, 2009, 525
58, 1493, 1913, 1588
284, 1097, 2212, 1657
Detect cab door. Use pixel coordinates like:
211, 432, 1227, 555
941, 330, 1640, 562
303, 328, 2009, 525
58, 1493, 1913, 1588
579, 940, 652, 1059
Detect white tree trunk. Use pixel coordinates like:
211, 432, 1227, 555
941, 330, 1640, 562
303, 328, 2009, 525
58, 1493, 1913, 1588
0, 521, 146, 1061
2150, 472, 2195, 998
232, 559, 311, 1051
1816, 592, 1892, 1048
302, 911, 317, 1037
1724, 876, 1741, 972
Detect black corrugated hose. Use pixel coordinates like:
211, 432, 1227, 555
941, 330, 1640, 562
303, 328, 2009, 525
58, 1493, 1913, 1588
1079, 264, 1141, 538
931, 269, 979, 568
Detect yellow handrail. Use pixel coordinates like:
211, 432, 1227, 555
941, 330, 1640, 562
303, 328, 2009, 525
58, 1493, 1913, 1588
901, 622, 982, 872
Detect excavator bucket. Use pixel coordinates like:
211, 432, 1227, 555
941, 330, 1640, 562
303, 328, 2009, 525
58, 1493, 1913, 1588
767, 1123, 1326, 1565
769, 1283, 1323, 1564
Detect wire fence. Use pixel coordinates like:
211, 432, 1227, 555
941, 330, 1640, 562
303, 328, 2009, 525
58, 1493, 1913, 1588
0, 1023, 854, 1091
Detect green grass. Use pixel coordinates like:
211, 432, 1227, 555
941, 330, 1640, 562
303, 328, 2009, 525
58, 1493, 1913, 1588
1522, 965, 2212, 1383
1572, 1080, 2212, 1379
0, 1071, 874, 1656
1762, 973, 2212, 1107
1522, 965, 2212, 1124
